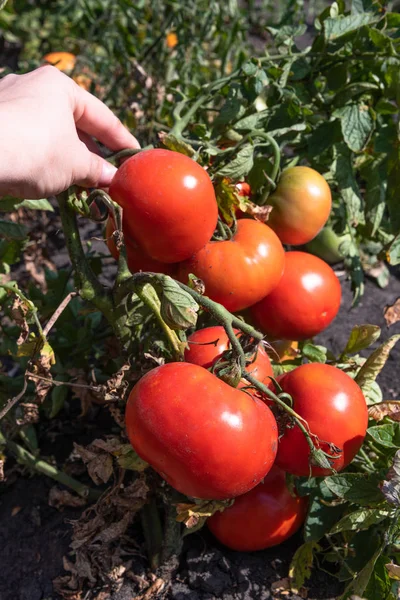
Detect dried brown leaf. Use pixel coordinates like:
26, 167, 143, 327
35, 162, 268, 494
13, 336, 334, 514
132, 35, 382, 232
49, 487, 88, 510
176, 498, 233, 529
368, 401, 400, 422
136, 578, 166, 600
93, 511, 134, 544
96, 363, 131, 403
384, 297, 400, 327
16, 402, 39, 426
385, 562, 400, 580
11, 297, 30, 345
87, 453, 113, 485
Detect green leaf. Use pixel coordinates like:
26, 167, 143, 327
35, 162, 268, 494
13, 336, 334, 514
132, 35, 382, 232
330, 508, 391, 534
342, 324, 381, 356
367, 423, 400, 449
355, 335, 400, 395
302, 343, 327, 363
324, 12, 380, 41
116, 444, 148, 471
364, 380, 383, 406
324, 473, 385, 506
364, 159, 387, 236
289, 541, 320, 593
386, 147, 400, 235
369, 28, 394, 52
213, 86, 245, 129
304, 496, 345, 541
332, 145, 363, 225
160, 276, 199, 330
158, 133, 196, 157
365, 555, 397, 600
0, 197, 54, 212
334, 103, 374, 153
0, 219, 28, 240
0, 238, 25, 266
381, 449, 400, 507
341, 544, 384, 599
50, 384, 68, 418
307, 120, 342, 156
218, 144, 254, 179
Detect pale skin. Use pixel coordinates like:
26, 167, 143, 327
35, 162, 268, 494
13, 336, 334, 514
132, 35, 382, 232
0, 66, 140, 199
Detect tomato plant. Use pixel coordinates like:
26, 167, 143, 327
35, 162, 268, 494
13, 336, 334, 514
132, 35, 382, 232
207, 465, 308, 551
105, 217, 177, 276
266, 167, 332, 246
125, 362, 278, 499
251, 251, 341, 341
178, 219, 285, 312
109, 149, 218, 264
272, 363, 368, 477
184, 325, 273, 386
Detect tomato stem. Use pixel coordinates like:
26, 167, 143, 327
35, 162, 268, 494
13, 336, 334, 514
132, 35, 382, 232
0, 431, 100, 502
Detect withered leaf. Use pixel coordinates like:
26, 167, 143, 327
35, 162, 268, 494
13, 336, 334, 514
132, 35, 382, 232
92, 510, 133, 544
176, 498, 234, 530
380, 449, 400, 507
49, 487, 88, 510
384, 297, 400, 327
368, 401, 400, 422
87, 454, 113, 485
11, 296, 30, 345
386, 562, 400, 580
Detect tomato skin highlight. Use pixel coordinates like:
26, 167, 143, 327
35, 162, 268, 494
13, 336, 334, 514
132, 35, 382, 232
109, 149, 218, 263
105, 217, 177, 276
184, 326, 273, 387
251, 251, 341, 341
267, 166, 332, 245
125, 362, 278, 500
178, 219, 285, 313
272, 363, 368, 477
208, 465, 308, 551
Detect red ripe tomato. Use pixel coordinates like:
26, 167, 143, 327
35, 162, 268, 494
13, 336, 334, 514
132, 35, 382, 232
207, 465, 308, 551
267, 167, 332, 245
125, 362, 278, 499
105, 217, 177, 276
235, 181, 251, 197
178, 219, 285, 313
272, 363, 368, 477
184, 326, 273, 387
109, 149, 218, 263
251, 251, 341, 341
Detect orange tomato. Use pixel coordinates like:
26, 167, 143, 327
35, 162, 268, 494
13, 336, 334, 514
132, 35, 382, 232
42, 51, 77, 73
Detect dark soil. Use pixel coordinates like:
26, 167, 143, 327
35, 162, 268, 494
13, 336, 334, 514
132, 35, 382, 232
1, 272, 399, 600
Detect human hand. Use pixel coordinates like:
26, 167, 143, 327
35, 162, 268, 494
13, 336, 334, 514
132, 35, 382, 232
0, 66, 140, 199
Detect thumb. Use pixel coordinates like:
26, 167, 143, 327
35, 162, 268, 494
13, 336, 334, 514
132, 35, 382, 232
72, 143, 117, 188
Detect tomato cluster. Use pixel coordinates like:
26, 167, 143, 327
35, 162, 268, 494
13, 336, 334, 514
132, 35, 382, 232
111, 150, 367, 552
107, 152, 340, 341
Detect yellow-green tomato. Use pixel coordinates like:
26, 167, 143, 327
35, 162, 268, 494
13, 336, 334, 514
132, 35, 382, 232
267, 167, 332, 246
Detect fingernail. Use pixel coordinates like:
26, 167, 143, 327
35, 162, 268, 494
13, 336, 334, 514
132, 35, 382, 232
99, 161, 117, 186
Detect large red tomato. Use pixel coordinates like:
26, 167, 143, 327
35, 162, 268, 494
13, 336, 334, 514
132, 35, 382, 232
272, 363, 368, 477
125, 362, 278, 499
207, 465, 308, 551
184, 326, 273, 387
109, 149, 218, 263
105, 217, 177, 276
178, 219, 285, 313
267, 167, 332, 245
251, 251, 341, 340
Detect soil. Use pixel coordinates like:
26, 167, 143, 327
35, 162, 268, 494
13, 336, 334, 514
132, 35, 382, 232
1, 269, 399, 600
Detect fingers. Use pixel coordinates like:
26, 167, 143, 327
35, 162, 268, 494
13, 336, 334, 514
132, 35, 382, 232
72, 141, 117, 188
72, 85, 140, 151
